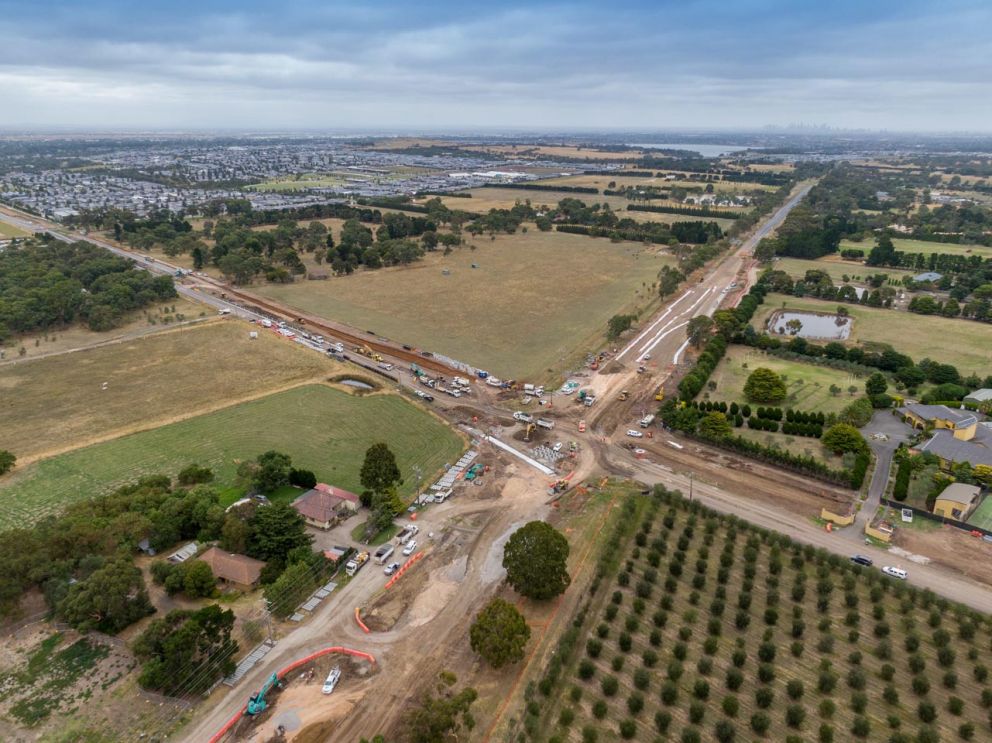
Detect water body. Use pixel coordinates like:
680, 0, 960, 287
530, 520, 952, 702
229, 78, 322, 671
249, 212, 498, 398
338, 378, 374, 390
769, 311, 852, 340
628, 143, 755, 157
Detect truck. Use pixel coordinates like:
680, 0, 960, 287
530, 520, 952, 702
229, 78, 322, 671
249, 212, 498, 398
639, 414, 656, 428
396, 524, 420, 544
345, 551, 370, 577
513, 411, 534, 424
536, 418, 555, 430
374, 544, 395, 565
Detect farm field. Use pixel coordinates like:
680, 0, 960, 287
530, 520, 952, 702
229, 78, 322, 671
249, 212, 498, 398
0, 295, 206, 362
0, 320, 335, 461
0, 384, 464, 531
704, 346, 863, 415
255, 230, 674, 380
774, 256, 915, 284
0, 220, 31, 238
752, 293, 992, 376
533, 489, 992, 743
840, 237, 992, 259
541, 172, 778, 193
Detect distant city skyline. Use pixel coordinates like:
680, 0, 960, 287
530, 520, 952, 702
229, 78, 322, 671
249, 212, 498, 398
1, 0, 990, 132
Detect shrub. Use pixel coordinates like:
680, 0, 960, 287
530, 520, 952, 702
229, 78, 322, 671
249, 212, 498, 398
559, 708, 575, 727
643, 649, 659, 668
750, 712, 771, 735
883, 685, 900, 705
819, 699, 836, 718
689, 700, 705, 723
918, 701, 937, 723
786, 704, 806, 728
619, 719, 636, 739
577, 660, 595, 680
661, 681, 678, 705
582, 726, 598, 743
592, 700, 608, 719
627, 692, 644, 715
612, 655, 625, 672
755, 687, 774, 709
681, 728, 701, 743
757, 663, 775, 683
912, 675, 931, 696
693, 679, 710, 700
851, 691, 868, 713
948, 696, 964, 715
726, 668, 744, 690
722, 694, 740, 717
633, 668, 650, 690
787, 679, 805, 700
601, 675, 619, 697
655, 710, 672, 733
959, 722, 976, 740
851, 716, 870, 738
618, 632, 632, 652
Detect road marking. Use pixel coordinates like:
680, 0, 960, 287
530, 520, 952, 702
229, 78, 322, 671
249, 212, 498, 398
672, 338, 691, 364
616, 288, 695, 360
636, 288, 712, 361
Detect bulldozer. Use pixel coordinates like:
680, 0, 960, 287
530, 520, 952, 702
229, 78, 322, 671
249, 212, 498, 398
618, 390, 630, 401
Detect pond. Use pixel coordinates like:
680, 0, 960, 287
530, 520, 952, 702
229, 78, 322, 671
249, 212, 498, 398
338, 378, 374, 390
767, 310, 852, 340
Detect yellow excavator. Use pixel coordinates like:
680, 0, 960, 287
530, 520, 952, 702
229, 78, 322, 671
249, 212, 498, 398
354, 344, 383, 362
618, 390, 630, 401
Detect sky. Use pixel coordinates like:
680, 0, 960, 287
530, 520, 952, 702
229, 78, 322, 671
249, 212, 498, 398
0, 0, 990, 133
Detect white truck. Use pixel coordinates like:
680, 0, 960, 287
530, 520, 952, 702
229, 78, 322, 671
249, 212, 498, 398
374, 544, 395, 565
536, 418, 555, 430
513, 411, 534, 424
345, 551, 369, 577
639, 414, 656, 428
396, 524, 420, 544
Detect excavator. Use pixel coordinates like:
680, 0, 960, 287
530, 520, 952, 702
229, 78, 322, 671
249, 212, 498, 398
247, 672, 283, 716
618, 390, 630, 401
353, 344, 383, 363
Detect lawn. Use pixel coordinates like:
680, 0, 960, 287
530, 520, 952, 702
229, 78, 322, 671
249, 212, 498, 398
0, 320, 335, 461
255, 230, 674, 380
0, 384, 465, 531
774, 256, 915, 284
967, 495, 992, 531
840, 237, 992, 259
752, 293, 992, 376
704, 346, 865, 415
529, 488, 992, 743
734, 427, 846, 467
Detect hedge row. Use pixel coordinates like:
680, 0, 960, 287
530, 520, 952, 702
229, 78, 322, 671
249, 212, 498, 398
628, 204, 741, 220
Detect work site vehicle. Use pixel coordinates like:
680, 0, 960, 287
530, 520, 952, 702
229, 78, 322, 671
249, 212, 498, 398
618, 390, 630, 401
396, 524, 420, 544
374, 544, 395, 564
536, 418, 555, 430
640, 414, 656, 428
513, 411, 534, 424
655, 387, 665, 402
345, 551, 370, 577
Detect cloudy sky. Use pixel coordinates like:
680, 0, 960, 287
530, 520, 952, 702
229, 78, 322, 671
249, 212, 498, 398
1, 0, 990, 132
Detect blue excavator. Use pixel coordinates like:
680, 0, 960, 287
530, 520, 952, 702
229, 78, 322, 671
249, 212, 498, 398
247, 672, 282, 716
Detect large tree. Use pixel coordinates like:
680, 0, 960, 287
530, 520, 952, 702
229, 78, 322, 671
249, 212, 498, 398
252, 450, 292, 493
58, 558, 153, 633
247, 503, 311, 563
502, 521, 570, 600
133, 604, 238, 694
470, 598, 531, 668
686, 316, 714, 349
698, 411, 733, 440
743, 367, 788, 404
822, 423, 868, 456
359, 443, 402, 507
865, 372, 888, 397
0, 450, 15, 476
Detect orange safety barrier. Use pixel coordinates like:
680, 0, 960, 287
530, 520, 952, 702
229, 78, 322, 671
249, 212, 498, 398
355, 607, 370, 634
384, 551, 424, 590
208, 646, 377, 743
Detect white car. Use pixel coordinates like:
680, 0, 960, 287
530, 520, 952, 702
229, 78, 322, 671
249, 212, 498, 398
626, 430, 644, 438
322, 666, 341, 695
552, 442, 563, 453
882, 566, 908, 580
402, 540, 418, 556
384, 562, 401, 576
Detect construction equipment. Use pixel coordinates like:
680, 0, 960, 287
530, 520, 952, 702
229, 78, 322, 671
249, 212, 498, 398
524, 423, 535, 441
410, 363, 424, 377
247, 672, 282, 715
345, 551, 370, 576
577, 390, 588, 404
618, 390, 630, 401
655, 386, 665, 402
354, 344, 383, 362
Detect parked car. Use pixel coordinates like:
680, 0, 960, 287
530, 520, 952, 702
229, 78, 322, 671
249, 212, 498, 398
552, 442, 563, 453
402, 540, 418, 556
882, 566, 908, 580
626, 429, 644, 438
322, 666, 341, 695
850, 555, 873, 567
384, 562, 401, 576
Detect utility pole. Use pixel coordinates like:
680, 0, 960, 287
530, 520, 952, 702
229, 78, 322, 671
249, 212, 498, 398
689, 471, 694, 502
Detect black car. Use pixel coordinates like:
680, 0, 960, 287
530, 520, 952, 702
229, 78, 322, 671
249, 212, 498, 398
850, 554, 873, 567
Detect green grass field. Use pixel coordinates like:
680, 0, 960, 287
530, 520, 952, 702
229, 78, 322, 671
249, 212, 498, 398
774, 257, 915, 284
967, 495, 992, 531
0, 385, 464, 531
255, 230, 674, 380
752, 294, 992, 376
704, 346, 864, 415
840, 237, 992, 258
530, 490, 992, 743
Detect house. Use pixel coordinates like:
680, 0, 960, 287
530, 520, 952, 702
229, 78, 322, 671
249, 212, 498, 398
912, 271, 943, 283
167, 541, 199, 563
918, 429, 992, 470
897, 403, 978, 441
137, 539, 157, 556
964, 389, 992, 406
932, 483, 982, 521
196, 547, 266, 590
292, 483, 361, 530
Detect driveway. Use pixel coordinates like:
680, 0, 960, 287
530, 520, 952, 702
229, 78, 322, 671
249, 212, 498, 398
850, 410, 914, 538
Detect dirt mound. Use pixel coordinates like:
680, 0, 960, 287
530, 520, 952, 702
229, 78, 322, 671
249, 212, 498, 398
601, 360, 626, 375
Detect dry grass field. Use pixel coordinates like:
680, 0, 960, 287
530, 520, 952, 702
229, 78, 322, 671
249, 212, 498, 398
774, 256, 915, 284
0, 220, 31, 238
0, 320, 336, 461
752, 293, 992, 375
256, 230, 674, 380
541, 173, 778, 194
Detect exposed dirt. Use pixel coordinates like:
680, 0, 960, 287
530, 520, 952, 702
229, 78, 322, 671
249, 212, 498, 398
895, 526, 992, 588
